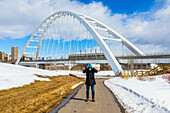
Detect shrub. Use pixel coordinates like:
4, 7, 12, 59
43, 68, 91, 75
162, 74, 170, 84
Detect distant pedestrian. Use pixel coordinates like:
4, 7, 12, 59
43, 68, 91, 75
83, 64, 98, 102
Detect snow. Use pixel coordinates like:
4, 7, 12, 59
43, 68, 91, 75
3, 62, 170, 112
96, 71, 115, 76
0, 62, 56, 90
74, 70, 115, 78
104, 75, 170, 113
0, 63, 81, 90
61, 91, 66, 95
0, 62, 115, 90
71, 82, 84, 89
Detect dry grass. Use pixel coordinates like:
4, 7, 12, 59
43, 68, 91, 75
0, 75, 84, 113
120, 74, 132, 80
137, 75, 156, 82
120, 74, 156, 82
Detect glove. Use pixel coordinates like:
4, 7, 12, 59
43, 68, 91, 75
87, 64, 93, 68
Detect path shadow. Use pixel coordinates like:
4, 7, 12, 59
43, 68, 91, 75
71, 97, 86, 101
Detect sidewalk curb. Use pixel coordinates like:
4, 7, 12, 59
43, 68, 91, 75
103, 80, 128, 113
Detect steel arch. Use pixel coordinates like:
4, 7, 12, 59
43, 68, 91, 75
16, 11, 144, 76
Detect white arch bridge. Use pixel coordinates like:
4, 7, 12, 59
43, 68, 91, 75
16, 11, 145, 76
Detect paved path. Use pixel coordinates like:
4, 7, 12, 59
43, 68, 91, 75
58, 79, 122, 113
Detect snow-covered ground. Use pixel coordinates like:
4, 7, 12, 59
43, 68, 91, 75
0, 63, 78, 90
3, 62, 170, 112
75, 70, 115, 78
0, 62, 115, 90
105, 75, 170, 113
71, 82, 84, 89
0, 62, 62, 90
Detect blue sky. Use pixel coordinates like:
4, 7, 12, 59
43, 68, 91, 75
0, 37, 29, 55
0, 0, 169, 56
77, 0, 155, 14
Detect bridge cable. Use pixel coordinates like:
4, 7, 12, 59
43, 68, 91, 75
63, 15, 69, 59
50, 19, 56, 58
87, 30, 90, 57
85, 30, 89, 59
42, 24, 48, 59
45, 28, 50, 59
73, 18, 76, 59
42, 32, 45, 59
59, 15, 64, 59
51, 22, 54, 58
69, 16, 75, 58
49, 25, 53, 59
44, 33, 48, 59
76, 22, 81, 59
87, 30, 89, 59
53, 19, 58, 59
56, 16, 62, 59
68, 16, 74, 69
31, 33, 35, 58
54, 17, 59, 59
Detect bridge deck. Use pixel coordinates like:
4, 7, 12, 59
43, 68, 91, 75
19, 54, 170, 65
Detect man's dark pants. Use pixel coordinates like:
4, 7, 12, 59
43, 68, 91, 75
86, 85, 95, 99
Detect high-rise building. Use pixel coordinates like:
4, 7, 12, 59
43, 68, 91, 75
0, 51, 6, 60
11, 47, 18, 60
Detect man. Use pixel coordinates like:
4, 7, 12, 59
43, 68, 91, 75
83, 64, 98, 102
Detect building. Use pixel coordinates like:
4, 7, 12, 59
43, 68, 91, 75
69, 53, 106, 60
8, 55, 12, 61
30, 57, 35, 61
4, 56, 9, 62
39, 64, 69, 70
0, 51, 7, 60
11, 47, 18, 60
21, 54, 35, 61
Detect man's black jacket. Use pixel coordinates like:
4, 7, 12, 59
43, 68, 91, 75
83, 68, 98, 86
